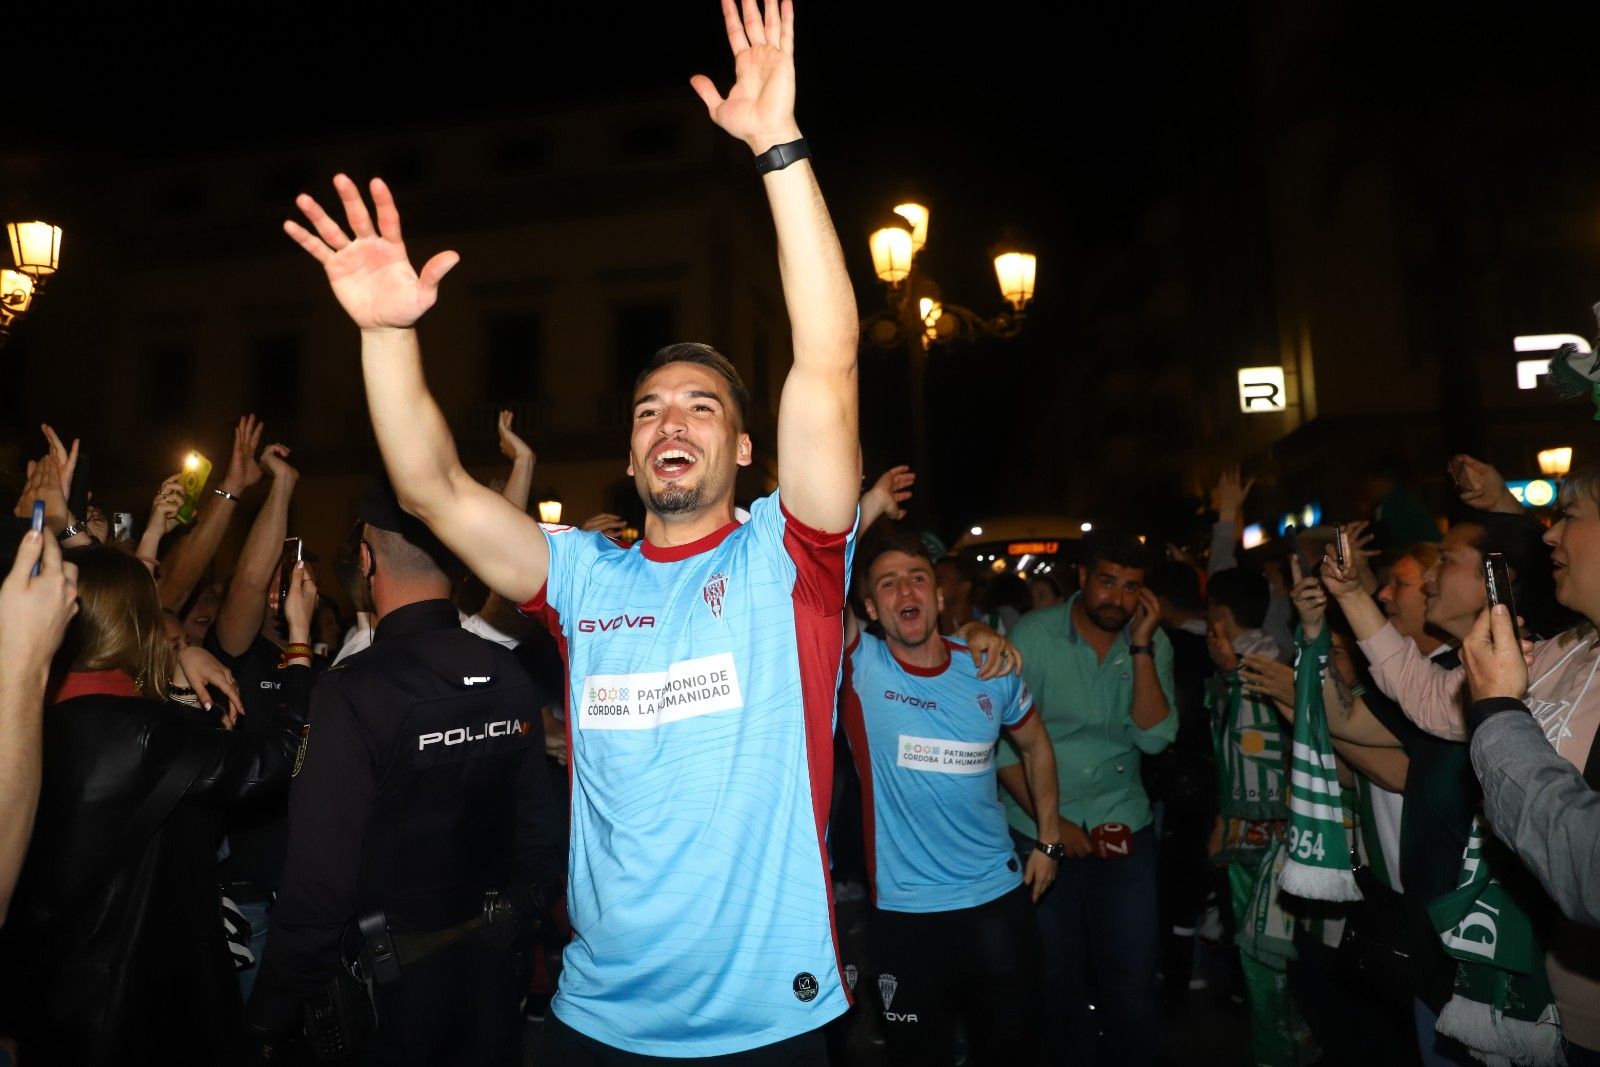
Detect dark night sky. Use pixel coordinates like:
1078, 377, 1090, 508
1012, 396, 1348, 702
10, 5, 1600, 537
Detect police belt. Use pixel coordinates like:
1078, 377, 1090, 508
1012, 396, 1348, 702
356, 890, 526, 988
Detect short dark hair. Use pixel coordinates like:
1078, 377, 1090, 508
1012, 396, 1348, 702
1029, 573, 1064, 598
1147, 561, 1204, 614
1206, 566, 1270, 629
632, 342, 751, 429
857, 531, 935, 596
1080, 531, 1153, 576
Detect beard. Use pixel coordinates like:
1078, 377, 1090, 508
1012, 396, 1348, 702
636, 459, 731, 520
1085, 602, 1130, 633
643, 479, 704, 516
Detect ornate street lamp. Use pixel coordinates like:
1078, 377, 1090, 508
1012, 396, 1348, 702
861, 201, 1037, 506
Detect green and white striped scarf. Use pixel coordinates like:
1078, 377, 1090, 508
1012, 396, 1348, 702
1209, 636, 1288, 825
1279, 627, 1361, 902
1426, 818, 1563, 1067
1238, 836, 1298, 970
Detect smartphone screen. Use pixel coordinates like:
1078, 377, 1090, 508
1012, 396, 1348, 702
30, 500, 44, 576
1484, 553, 1522, 645
176, 451, 213, 524
1334, 526, 1349, 569
277, 537, 305, 624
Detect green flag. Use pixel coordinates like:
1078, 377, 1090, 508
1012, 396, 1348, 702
1427, 818, 1563, 1066
1279, 627, 1361, 901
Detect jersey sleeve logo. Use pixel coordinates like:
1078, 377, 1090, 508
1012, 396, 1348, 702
701, 571, 728, 618
977, 693, 994, 720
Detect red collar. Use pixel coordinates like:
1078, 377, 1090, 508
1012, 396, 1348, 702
891, 638, 958, 677
51, 669, 141, 704
639, 520, 740, 562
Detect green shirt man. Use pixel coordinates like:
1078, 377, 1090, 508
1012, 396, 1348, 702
998, 591, 1177, 839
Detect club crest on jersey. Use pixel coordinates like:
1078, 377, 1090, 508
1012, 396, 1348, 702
878, 973, 898, 1011
844, 963, 858, 992
978, 693, 994, 719
702, 572, 728, 619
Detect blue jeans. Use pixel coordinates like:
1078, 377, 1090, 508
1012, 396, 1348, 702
236, 900, 272, 1003
1012, 826, 1160, 1066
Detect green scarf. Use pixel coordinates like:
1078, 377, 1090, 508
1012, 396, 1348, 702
1237, 836, 1298, 970
1426, 818, 1563, 1066
1208, 668, 1288, 824
1279, 627, 1361, 902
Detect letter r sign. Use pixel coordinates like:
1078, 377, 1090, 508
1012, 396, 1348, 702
1237, 367, 1287, 413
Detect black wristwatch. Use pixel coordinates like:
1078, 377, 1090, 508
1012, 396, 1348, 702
1128, 643, 1155, 656
1033, 839, 1066, 861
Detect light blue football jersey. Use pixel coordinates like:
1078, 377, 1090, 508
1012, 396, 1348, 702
522, 492, 854, 1055
840, 632, 1033, 913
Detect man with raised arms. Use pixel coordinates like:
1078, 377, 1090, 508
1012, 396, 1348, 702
281, 1, 859, 1061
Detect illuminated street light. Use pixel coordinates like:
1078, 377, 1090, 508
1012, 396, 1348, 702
862, 201, 1037, 512
1538, 447, 1573, 479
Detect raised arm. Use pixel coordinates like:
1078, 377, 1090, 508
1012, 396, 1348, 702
496, 409, 536, 514
158, 415, 262, 611
286, 176, 548, 603
858, 464, 914, 532
692, 0, 859, 532
214, 445, 298, 657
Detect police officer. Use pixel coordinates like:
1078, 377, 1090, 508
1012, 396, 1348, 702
246, 479, 562, 1065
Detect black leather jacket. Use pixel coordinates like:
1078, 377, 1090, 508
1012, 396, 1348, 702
0, 665, 312, 1066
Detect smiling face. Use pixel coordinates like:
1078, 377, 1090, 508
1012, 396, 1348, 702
1378, 554, 1430, 643
864, 549, 943, 649
1546, 490, 1600, 622
627, 361, 751, 522
182, 580, 224, 645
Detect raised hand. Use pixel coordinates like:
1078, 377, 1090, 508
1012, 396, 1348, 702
222, 415, 265, 495
283, 561, 319, 644
1289, 571, 1329, 637
1462, 604, 1529, 703
84, 500, 109, 545
259, 444, 298, 484
0, 529, 79, 690
497, 410, 535, 465
40, 424, 79, 505
1215, 465, 1254, 525
1130, 587, 1162, 644
1319, 541, 1363, 600
690, 0, 801, 152
285, 174, 460, 330
1206, 620, 1239, 671
14, 455, 69, 533
862, 465, 915, 523
1449, 454, 1522, 514
581, 513, 627, 537
147, 473, 186, 538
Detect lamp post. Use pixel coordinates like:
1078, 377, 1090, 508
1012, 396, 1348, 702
861, 202, 1036, 511
1, 220, 63, 344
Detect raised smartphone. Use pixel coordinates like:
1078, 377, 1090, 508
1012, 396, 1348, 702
1484, 552, 1522, 645
175, 451, 212, 525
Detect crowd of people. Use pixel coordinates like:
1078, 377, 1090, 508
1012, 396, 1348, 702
3, 3, 1600, 1066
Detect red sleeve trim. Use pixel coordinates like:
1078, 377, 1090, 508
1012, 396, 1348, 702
1004, 706, 1038, 733
779, 500, 853, 546
517, 581, 550, 616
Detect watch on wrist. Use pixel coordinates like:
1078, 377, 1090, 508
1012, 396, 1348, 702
212, 487, 240, 502
59, 521, 87, 541
1033, 839, 1066, 861
1128, 643, 1155, 656
753, 137, 811, 175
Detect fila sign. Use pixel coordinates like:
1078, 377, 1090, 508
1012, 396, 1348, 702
1237, 367, 1286, 413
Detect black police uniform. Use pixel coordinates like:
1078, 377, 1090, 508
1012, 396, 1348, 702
246, 598, 562, 1065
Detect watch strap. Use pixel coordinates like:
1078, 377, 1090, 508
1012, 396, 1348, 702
753, 138, 811, 175
1128, 643, 1155, 656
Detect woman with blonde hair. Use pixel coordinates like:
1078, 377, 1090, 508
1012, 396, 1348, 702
0, 545, 319, 1066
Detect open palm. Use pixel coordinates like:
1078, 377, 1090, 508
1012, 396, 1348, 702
691, 0, 799, 150
285, 174, 459, 330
